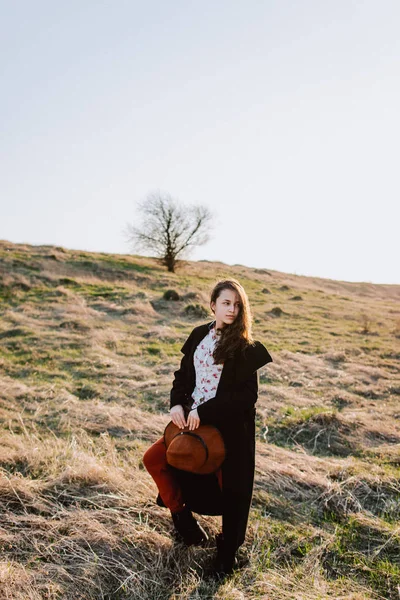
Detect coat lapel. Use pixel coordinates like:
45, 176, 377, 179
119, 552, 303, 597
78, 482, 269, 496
234, 341, 273, 383
185, 320, 272, 394
186, 321, 235, 394
184, 323, 209, 395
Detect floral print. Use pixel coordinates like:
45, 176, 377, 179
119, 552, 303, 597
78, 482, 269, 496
190, 325, 223, 410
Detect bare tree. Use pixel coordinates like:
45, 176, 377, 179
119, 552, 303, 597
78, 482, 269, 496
125, 191, 214, 272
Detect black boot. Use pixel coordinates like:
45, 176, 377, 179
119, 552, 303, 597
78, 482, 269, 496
212, 533, 239, 577
171, 506, 209, 546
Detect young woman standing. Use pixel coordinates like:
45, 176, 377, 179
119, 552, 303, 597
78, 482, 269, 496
143, 278, 273, 576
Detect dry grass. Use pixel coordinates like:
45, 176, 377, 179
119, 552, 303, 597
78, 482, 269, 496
0, 239, 399, 599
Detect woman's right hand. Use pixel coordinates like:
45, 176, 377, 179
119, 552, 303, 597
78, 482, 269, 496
170, 405, 187, 429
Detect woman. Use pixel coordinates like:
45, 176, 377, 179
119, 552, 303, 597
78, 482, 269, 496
143, 278, 273, 576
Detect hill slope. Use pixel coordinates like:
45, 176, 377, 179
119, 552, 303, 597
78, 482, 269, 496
0, 239, 399, 599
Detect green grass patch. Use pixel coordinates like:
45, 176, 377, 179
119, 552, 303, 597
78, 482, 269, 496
252, 514, 324, 569
324, 516, 400, 599
266, 407, 359, 457
96, 255, 153, 273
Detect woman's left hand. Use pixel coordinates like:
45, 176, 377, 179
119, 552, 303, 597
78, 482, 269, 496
187, 408, 200, 430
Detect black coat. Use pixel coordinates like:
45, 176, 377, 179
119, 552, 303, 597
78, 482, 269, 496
167, 320, 273, 560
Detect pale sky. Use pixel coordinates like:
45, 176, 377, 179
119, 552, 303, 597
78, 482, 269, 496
1, 1, 399, 284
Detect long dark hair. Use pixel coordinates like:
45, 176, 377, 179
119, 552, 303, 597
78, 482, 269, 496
210, 279, 255, 364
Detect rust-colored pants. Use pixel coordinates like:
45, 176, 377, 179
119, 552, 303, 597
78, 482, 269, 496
143, 436, 223, 513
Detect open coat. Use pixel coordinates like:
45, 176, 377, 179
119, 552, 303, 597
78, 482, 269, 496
166, 320, 273, 561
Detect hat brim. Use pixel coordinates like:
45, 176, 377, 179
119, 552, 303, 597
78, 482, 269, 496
164, 421, 226, 474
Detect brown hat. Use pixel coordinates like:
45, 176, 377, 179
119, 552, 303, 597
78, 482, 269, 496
164, 422, 226, 475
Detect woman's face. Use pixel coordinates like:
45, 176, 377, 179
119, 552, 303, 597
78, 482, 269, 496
211, 288, 241, 329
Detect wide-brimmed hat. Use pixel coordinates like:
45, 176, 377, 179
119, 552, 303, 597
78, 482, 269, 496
164, 422, 226, 475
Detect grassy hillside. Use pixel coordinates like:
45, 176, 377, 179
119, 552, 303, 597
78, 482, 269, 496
0, 239, 399, 600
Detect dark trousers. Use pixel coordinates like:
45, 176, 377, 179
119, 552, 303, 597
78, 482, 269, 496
143, 436, 223, 513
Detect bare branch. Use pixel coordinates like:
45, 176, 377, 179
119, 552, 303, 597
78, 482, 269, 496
125, 191, 215, 272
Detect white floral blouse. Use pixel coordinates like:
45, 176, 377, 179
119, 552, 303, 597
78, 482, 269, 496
190, 323, 224, 411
